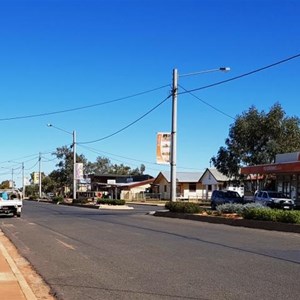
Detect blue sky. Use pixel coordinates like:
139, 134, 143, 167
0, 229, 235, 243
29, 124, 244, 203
0, 0, 300, 187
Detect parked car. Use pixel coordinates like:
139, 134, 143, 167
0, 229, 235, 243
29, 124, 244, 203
0, 189, 23, 217
254, 190, 295, 210
211, 190, 244, 210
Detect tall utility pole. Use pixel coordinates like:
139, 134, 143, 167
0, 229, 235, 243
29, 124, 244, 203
170, 67, 230, 202
22, 162, 25, 199
11, 168, 14, 189
73, 130, 77, 201
47, 124, 77, 202
170, 69, 178, 202
39, 152, 42, 198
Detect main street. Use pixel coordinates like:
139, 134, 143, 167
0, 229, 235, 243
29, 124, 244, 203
1, 201, 300, 300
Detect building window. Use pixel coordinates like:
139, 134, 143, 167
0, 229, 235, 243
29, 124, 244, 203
164, 185, 167, 192
189, 183, 196, 192
208, 185, 212, 191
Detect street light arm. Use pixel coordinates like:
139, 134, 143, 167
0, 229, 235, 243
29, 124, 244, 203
179, 67, 231, 78
47, 124, 73, 135
170, 66, 230, 202
47, 123, 77, 201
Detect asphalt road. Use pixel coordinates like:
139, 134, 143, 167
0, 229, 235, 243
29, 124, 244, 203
1, 201, 300, 300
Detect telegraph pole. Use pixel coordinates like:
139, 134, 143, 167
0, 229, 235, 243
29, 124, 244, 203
170, 68, 178, 202
21, 162, 25, 199
73, 130, 77, 201
39, 152, 42, 198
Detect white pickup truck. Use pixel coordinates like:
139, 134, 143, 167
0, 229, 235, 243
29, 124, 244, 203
0, 190, 22, 217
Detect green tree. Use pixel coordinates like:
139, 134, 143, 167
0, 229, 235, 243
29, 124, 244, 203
211, 103, 300, 177
85, 156, 111, 174
0, 180, 10, 189
85, 156, 146, 176
42, 176, 57, 194
25, 184, 39, 197
51, 146, 87, 194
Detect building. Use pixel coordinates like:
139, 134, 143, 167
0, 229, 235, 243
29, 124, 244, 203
241, 151, 300, 206
152, 169, 237, 201
152, 171, 205, 200
81, 174, 153, 200
200, 168, 235, 199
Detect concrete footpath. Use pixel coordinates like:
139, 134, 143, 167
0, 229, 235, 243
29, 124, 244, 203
0, 231, 37, 300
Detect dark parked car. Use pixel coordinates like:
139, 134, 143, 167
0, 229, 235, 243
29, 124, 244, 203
254, 190, 295, 210
211, 190, 244, 210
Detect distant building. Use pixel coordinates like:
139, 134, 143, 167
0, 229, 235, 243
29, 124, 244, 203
79, 174, 153, 200
152, 169, 235, 200
152, 171, 204, 200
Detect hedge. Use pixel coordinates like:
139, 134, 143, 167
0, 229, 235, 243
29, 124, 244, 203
96, 199, 126, 206
165, 201, 203, 214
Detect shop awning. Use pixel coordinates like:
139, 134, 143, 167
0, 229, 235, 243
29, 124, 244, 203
241, 161, 300, 175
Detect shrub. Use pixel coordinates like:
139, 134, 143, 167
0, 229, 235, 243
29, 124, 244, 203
165, 201, 203, 214
73, 198, 90, 204
52, 196, 64, 203
216, 203, 244, 214
97, 199, 125, 206
274, 210, 300, 224
216, 203, 263, 215
242, 207, 300, 224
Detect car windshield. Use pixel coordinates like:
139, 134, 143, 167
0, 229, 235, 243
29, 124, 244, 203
225, 191, 240, 198
268, 192, 286, 198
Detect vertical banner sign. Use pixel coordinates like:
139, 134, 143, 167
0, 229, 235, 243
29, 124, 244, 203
156, 132, 171, 164
33, 172, 40, 184
76, 163, 84, 180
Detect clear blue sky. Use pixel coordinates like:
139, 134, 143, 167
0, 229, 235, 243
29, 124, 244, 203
0, 0, 300, 187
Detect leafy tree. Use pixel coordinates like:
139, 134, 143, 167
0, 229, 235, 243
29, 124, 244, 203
25, 184, 39, 197
50, 148, 147, 194
140, 164, 146, 175
85, 156, 111, 174
0, 180, 10, 189
42, 176, 57, 194
51, 146, 87, 193
211, 103, 300, 177
85, 156, 146, 176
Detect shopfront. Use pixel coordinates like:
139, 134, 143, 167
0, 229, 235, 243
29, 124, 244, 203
241, 152, 300, 206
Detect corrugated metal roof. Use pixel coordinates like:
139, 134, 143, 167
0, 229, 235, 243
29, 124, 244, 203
160, 171, 203, 183
208, 168, 229, 181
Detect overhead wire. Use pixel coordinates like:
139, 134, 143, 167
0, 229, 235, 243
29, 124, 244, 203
25, 159, 40, 171
78, 94, 172, 145
178, 84, 235, 120
0, 85, 170, 121
78, 144, 205, 171
179, 53, 300, 95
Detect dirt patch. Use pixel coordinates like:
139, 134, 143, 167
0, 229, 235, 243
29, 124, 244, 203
0, 232, 56, 300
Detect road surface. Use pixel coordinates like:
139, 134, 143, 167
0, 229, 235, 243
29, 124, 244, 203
1, 201, 300, 300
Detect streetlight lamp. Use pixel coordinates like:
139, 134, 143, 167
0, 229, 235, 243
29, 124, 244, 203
170, 67, 230, 202
47, 124, 77, 201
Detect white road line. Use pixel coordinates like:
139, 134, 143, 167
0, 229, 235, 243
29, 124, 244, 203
56, 239, 75, 250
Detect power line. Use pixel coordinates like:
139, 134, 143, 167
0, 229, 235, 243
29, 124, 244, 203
25, 160, 39, 171
78, 144, 157, 165
0, 85, 170, 122
78, 94, 172, 145
179, 53, 300, 95
41, 156, 58, 162
78, 144, 204, 171
0, 153, 39, 165
179, 84, 235, 120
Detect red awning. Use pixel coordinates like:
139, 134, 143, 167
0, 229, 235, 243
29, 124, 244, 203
241, 161, 300, 174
